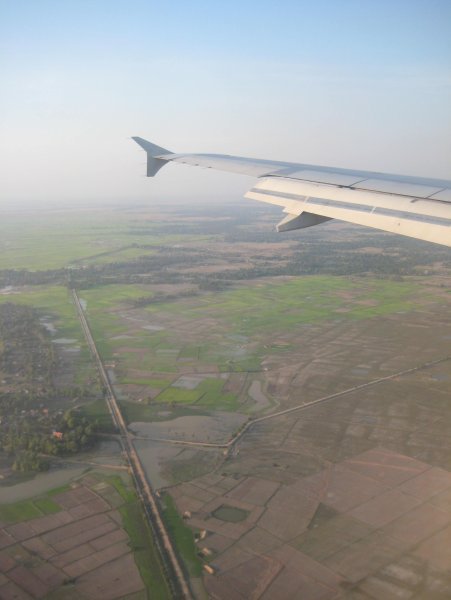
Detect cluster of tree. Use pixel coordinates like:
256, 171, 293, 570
0, 268, 65, 287
130, 289, 199, 307
0, 304, 103, 472
0, 387, 95, 419
0, 303, 56, 385
2, 207, 451, 292
1, 408, 98, 472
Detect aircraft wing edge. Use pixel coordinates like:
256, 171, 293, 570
132, 137, 451, 247
246, 177, 451, 247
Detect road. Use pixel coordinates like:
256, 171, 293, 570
133, 353, 451, 454
71, 289, 192, 600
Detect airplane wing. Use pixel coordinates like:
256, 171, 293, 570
132, 137, 451, 248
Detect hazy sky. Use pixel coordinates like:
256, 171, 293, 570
1, 0, 450, 206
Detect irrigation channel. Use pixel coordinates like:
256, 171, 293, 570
134, 355, 451, 452
71, 290, 192, 600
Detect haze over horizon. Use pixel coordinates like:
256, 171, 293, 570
1, 0, 450, 207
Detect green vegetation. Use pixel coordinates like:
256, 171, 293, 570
120, 499, 171, 598
81, 284, 153, 311
0, 472, 170, 599
119, 400, 207, 424
0, 210, 171, 271
0, 500, 42, 523
76, 398, 116, 432
161, 492, 202, 577
0, 286, 82, 341
164, 455, 219, 485
2, 408, 100, 472
0, 287, 99, 392
0, 495, 61, 524
152, 379, 237, 410
195, 378, 237, 409
29, 496, 61, 515
146, 276, 417, 335
106, 474, 136, 503
121, 378, 171, 388
47, 484, 71, 497
119, 400, 163, 423
155, 388, 202, 404
0, 303, 103, 472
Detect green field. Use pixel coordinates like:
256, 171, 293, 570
77, 398, 116, 431
119, 500, 171, 598
0, 285, 81, 338
0, 494, 61, 523
161, 492, 203, 577
77, 277, 419, 386
119, 400, 209, 424
0, 208, 216, 270
155, 379, 236, 408
144, 276, 417, 334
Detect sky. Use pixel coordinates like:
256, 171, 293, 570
1, 0, 450, 206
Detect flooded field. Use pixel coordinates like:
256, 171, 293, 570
130, 411, 247, 444
0, 465, 86, 503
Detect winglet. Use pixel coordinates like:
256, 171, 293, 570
132, 137, 172, 177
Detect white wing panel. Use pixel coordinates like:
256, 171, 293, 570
352, 179, 443, 198
429, 188, 451, 203
280, 170, 364, 187
245, 177, 451, 247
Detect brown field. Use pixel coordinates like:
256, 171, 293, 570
0, 478, 145, 600
169, 446, 451, 599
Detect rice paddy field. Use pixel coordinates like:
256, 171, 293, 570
2, 202, 451, 599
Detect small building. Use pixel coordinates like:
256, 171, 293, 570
203, 564, 215, 575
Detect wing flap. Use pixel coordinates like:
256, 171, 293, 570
246, 177, 451, 247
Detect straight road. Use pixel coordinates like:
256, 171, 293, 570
71, 289, 192, 600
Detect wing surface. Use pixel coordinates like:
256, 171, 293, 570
132, 137, 451, 247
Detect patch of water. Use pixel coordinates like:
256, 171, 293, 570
431, 373, 449, 381
0, 465, 86, 503
248, 380, 271, 412
226, 334, 248, 344
77, 440, 123, 466
134, 441, 184, 489
0, 286, 20, 295
40, 317, 57, 334
351, 367, 370, 376
130, 411, 247, 445
172, 374, 217, 390
107, 369, 117, 383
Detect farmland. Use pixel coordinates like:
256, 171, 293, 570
1, 201, 451, 598
0, 472, 170, 599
